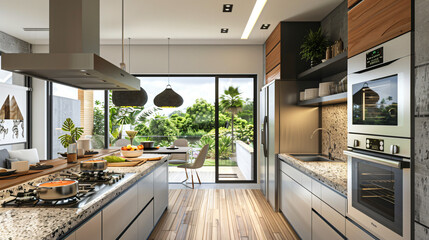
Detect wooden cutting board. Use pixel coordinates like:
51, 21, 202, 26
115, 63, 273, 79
0, 170, 44, 180
107, 159, 147, 167
120, 156, 164, 161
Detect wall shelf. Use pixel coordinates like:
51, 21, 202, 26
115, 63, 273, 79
297, 52, 347, 81
298, 92, 347, 106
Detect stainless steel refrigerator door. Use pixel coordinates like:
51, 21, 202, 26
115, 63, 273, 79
267, 83, 277, 210
260, 89, 267, 196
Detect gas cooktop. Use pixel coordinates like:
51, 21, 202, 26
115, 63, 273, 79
1, 171, 136, 208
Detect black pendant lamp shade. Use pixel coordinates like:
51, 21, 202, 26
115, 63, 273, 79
112, 87, 148, 106
154, 84, 183, 108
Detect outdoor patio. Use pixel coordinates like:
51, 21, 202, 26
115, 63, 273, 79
168, 166, 247, 183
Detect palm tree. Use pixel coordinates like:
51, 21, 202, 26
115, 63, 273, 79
220, 86, 244, 153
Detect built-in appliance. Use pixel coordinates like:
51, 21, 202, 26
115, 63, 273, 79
348, 33, 411, 138
346, 33, 412, 240
260, 80, 319, 210
1, 0, 140, 91
1, 171, 132, 208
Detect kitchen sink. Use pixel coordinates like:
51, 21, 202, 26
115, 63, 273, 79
290, 154, 333, 162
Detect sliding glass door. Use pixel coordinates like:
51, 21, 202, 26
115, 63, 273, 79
216, 76, 256, 182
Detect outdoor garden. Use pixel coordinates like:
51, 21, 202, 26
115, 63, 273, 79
91, 86, 254, 167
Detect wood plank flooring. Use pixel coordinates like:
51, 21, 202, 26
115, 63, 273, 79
149, 189, 299, 240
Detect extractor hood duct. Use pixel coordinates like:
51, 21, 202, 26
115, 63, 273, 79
1, 0, 140, 90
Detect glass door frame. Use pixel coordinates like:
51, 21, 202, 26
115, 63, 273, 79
134, 74, 258, 183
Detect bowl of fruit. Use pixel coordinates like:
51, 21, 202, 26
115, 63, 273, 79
121, 144, 144, 158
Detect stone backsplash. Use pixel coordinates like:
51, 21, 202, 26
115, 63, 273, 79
321, 103, 347, 161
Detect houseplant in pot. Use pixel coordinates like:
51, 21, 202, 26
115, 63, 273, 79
300, 28, 328, 67
59, 118, 83, 163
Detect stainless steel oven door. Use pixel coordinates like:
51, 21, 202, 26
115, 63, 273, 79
345, 150, 410, 240
348, 55, 411, 138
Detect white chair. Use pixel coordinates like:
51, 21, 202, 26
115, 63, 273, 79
177, 144, 209, 189
168, 139, 189, 164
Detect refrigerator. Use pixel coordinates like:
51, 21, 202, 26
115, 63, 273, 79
260, 80, 319, 211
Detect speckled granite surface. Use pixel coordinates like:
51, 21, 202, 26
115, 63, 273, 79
0, 154, 167, 240
278, 153, 348, 196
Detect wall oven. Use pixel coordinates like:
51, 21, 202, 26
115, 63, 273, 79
346, 33, 412, 240
348, 33, 411, 138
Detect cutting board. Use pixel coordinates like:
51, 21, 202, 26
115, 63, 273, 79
107, 159, 147, 167
120, 156, 164, 161
0, 170, 44, 180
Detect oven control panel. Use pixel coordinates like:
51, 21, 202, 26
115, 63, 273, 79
366, 138, 384, 151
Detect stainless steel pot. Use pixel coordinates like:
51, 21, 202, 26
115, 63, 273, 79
141, 141, 154, 149
36, 180, 78, 200
80, 159, 108, 172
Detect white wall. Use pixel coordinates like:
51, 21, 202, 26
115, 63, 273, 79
32, 44, 263, 181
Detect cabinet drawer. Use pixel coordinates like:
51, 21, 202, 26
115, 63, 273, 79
348, 0, 411, 57
312, 195, 346, 235
103, 184, 138, 240
266, 43, 281, 74
138, 172, 154, 211
312, 211, 345, 240
346, 218, 376, 240
311, 179, 346, 216
138, 201, 154, 240
280, 160, 311, 191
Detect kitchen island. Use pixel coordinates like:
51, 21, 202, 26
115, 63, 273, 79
0, 154, 169, 240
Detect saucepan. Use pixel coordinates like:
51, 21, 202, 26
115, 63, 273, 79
36, 180, 78, 200
80, 159, 108, 172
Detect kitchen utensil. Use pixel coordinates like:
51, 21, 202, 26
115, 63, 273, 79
80, 159, 108, 172
36, 180, 78, 200
304, 88, 319, 100
121, 150, 143, 158
319, 82, 334, 97
107, 159, 146, 167
141, 141, 155, 149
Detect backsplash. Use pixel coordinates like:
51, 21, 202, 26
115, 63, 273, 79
321, 103, 347, 161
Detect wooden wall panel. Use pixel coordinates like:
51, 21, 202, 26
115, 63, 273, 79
266, 64, 281, 84
266, 43, 281, 74
348, 0, 361, 9
265, 24, 281, 56
348, 0, 411, 57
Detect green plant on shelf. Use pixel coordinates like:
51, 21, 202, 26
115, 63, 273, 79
58, 118, 83, 148
300, 28, 328, 67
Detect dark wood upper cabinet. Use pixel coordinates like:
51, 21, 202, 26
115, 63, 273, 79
348, 0, 411, 57
348, 0, 361, 9
264, 22, 320, 85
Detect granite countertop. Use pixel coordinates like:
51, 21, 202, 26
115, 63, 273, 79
278, 153, 348, 196
0, 154, 168, 240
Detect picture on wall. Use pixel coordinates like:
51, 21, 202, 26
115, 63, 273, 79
0, 83, 27, 145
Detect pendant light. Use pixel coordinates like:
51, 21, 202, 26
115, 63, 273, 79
154, 38, 184, 108
112, 0, 148, 107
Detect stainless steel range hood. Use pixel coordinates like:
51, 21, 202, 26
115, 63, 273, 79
1, 0, 140, 90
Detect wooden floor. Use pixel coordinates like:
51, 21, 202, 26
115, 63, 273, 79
149, 189, 299, 240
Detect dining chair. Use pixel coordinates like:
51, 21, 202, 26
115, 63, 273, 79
169, 139, 189, 164
177, 144, 209, 189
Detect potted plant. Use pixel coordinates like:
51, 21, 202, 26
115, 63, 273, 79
300, 28, 328, 67
59, 118, 83, 163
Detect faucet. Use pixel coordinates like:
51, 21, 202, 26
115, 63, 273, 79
310, 128, 334, 160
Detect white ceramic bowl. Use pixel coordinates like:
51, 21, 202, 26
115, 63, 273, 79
319, 82, 334, 97
121, 150, 143, 158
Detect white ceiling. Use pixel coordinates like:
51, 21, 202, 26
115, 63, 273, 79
0, 0, 342, 45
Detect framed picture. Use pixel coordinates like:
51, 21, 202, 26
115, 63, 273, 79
0, 83, 28, 145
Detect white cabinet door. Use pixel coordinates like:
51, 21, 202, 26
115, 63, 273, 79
312, 211, 344, 240
103, 184, 138, 240
75, 211, 102, 240
119, 219, 138, 240
153, 161, 168, 224
346, 219, 376, 240
280, 171, 312, 240
138, 201, 154, 240
138, 172, 154, 211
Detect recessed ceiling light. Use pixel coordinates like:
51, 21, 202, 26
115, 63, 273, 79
221, 28, 229, 33
22, 28, 49, 32
241, 0, 267, 39
223, 4, 233, 12
260, 24, 270, 30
